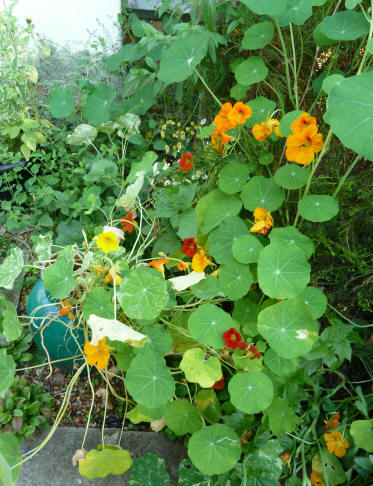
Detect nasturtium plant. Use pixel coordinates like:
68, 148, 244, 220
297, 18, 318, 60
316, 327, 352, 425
48, 88, 75, 118
179, 348, 222, 388
274, 164, 309, 190
258, 243, 311, 299
188, 424, 241, 475
241, 21, 274, 50
241, 176, 285, 211
208, 216, 249, 264
79, 446, 132, 479
263, 348, 300, 377
269, 227, 314, 259
235, 56, 269, 85
258, 299, 318, 358
218, 260, 253, 300
219, 163, 250, 195
266, 397, 299, 435
239, 0, 287, 16
117, 267, 169, 320
298, 195, 339, 222
125, 351, 175, 408
165, 399, 203, 436
229, 371, 273, 414
232, 234, 264, 264
188, 304, 234, 347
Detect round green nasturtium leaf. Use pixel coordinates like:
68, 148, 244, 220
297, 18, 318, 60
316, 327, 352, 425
158, 32, 207, 84
322, 74, 345, 95
191, 276, 224, 300
165, 400, 203, 436
312, 0, 327, 5
269, 227, 314, 259
228, 371, 273, 414
230, 84, 250, 100
235, 56, 268, 86
263, 348, 299, 377
245, 440, 283, 482
266, 397, 299, 435
320, 11, 369, 41
241, 176, 285, 211
298, 195, 339, 222
313, 22, 338, 46
257, 299, 318, 358
242, 21, 274, 50
188, 424, 241, 475
188, 304, 234, 348
219, 163, 251, 195
0, 432, 20, 482
239, 0, 287, 15
135, 325, 173, 356
48, 88, 74, 118
274, 164, 309, 190
258, 152, 274, 166
346, 0, 362, 8
278, 110, 303, 137
258, 243, 310, 299
129, 453, 171, 486
350, 419, 373, 452
327, 71, 373, 162
180, 348, 222, 388
200, 192, 242, 234
125, 351, 175, 407
83, 83, 116, 126
118, 266, 169, 320
233, 297, 260, 336
43, 255, 76, 300
297, 286, 327, 319
83, 287, 114, 321
278, 0, 312, 26
218, 261, 253, 301
245, 96, 276, 128
78, 446, 132, 480
208, 216, 249, 264
232, 234, 264, 264
0, 350, 15, 397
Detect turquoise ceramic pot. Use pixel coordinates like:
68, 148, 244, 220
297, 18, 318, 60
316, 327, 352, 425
27, 279, 84, 372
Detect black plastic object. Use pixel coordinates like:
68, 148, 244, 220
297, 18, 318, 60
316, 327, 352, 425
0, 159, 27, 201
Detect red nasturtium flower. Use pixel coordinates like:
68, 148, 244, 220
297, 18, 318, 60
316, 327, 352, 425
121, 211, 136, 233
223, 328, 243, 349
179, 152, 194, 173
280, 451, 291, 465
323, 413, 341, 430
211, 376, 225, 390
248, 344, 261, 360
182, 237, 198, 257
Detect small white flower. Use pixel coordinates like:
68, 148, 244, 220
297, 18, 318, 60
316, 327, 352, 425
202, 174, 208, 180
152, 162, 159, 174
200, 118, 206, 125
162, 162, 170, 171
164, 180, 171, 186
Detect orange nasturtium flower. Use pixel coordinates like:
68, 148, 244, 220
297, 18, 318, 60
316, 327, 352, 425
323, 413, 341, 430
211, 130, 232, 152
286, 124, 324, 165
59, 300, 75, 320
252, 118, 282, 142
148, 258, 170, 278
291, 112, 317, 134
214, 102, 235, 132
104, 267, 122, 286
191, 249, 211, 273
121, 211, 136, 233
250, 207, 273, 235
96, 231, 119, 253
178, 261, 189, 271
280, 451, 291, 465
310, 471, 325, 486
91, 264, 107, 276
227, 101, 252, 126
324, 430, 349, 457
84, 337, 113, 370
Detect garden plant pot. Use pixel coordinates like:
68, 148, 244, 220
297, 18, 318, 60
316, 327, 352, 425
27, 279, 85, 372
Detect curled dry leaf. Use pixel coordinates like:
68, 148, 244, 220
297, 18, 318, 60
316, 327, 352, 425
151, 416, 167, 432
72, 449, 87, 467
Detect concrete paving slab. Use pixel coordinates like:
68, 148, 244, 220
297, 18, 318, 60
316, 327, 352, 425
19, 427, 187, 485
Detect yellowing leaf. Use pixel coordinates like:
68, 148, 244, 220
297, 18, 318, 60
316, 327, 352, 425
78, 445, 132, 479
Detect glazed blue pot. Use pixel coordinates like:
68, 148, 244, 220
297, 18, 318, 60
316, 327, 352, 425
27, 279, 85, 372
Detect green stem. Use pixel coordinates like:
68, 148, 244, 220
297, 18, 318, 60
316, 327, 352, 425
333, 155, 360, 197
289, 23, 299, 109
275, 18, 295, 107
293, 129, 333, 227
357, 0, 373, 74
194, 68, 222, 107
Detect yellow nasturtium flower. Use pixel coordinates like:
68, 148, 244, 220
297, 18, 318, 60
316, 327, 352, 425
96, 231, 119, 253
84, 337, 113, 370
192, 249, 211, 273
252, 118, 282, 142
